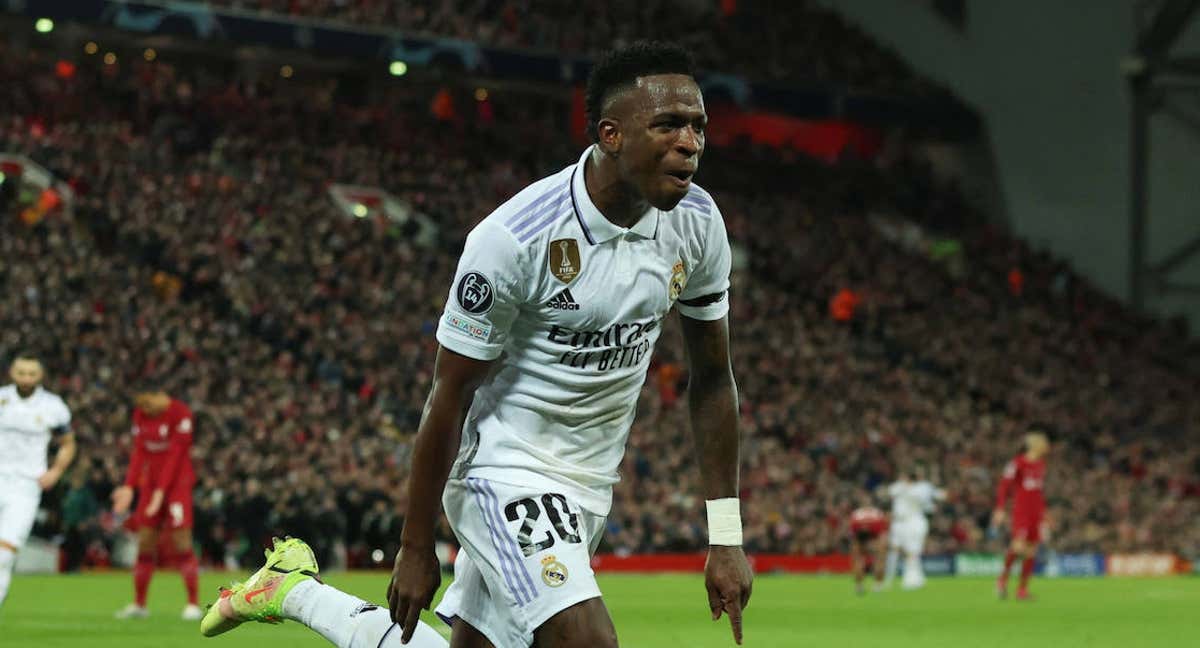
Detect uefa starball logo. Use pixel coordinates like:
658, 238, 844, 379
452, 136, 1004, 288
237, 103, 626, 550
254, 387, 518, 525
456, 271, 495, 314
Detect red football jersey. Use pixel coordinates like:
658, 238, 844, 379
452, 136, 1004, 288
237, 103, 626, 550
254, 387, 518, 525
849, 506, 888, 535
124, 399, 194, 492
995, 454, 1046, 518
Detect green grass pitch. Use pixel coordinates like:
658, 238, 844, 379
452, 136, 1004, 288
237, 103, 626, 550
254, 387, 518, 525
3, 571, 1197, 647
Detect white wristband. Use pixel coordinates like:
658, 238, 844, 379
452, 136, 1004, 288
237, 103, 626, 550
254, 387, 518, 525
705, 498, 743, 546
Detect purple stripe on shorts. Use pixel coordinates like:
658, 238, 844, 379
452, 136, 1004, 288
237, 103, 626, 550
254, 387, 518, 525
505, 184, 564, 226
516, 207, 568, 243
509, 191, 568, 234
481, 479, 540, 601
467, 478, 529, 606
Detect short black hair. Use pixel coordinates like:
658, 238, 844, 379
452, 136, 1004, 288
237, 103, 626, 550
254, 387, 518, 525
585, 41, 696, 142
9, 351, 42, 365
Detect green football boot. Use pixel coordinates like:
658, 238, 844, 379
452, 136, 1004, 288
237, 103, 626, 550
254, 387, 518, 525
200, 536, 320, 637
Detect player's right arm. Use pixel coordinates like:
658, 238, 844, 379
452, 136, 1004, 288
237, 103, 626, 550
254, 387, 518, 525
992, 459, 1018, 526
113, 418, 144, 514
388, 220, 526, 643
387, 347, 492, 639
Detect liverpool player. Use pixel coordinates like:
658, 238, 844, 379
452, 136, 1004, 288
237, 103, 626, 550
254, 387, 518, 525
992, 432, 1049, 601
112, 387, 201, 620
849, 504, 888, 595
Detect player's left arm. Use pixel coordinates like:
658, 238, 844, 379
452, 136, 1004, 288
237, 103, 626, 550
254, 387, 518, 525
38, 423, 76, 490
681, 314, 753, 644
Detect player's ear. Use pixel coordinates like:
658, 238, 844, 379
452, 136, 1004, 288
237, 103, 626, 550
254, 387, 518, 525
596, 118, 622, 156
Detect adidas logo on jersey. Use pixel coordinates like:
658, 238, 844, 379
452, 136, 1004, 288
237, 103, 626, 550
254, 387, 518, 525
547, 289, 580, 311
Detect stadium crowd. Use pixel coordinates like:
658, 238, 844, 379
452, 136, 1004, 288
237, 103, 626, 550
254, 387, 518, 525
1, 39, 1198, 571
203, 0, 939, 94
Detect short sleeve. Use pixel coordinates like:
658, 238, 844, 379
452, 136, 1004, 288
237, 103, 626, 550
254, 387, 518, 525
50, 398, 72, 433
175, 404, 194, 435
677, 206, 731, 321
436, 221, 527, 360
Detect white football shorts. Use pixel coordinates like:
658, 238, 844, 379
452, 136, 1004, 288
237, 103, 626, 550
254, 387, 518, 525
889, 516, 929, 555
0, 477, 42, 548
435, 477, 605, 648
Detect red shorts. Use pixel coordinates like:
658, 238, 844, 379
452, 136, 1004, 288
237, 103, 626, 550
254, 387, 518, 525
131, 482, 194, 531
1011, 513, 1043, 543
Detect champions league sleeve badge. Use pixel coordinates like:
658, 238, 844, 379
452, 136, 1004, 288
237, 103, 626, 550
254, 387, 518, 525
456, 271, 496, 314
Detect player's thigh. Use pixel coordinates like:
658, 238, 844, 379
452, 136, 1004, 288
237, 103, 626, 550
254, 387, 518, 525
136, 526, 160, 553
533, 597, 617, 648
168, 527, 193, 553
0, 481, 41, 549
437, 478, 604, 648
451, 620, 497, 648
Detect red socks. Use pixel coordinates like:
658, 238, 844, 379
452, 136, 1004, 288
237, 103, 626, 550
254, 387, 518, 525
134, 553, 155, 607
178, 550, 200, 605
1018, 556, 1035, 591
1000, 550, 1017, 580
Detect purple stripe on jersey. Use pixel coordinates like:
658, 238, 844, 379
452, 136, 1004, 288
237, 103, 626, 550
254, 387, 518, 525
678, 198, 711, 213
467, 478, 530, 606
505, 184, 564, 226
481, 479, 540, 601
510, 192, 568, 235
516, 207, 568, 243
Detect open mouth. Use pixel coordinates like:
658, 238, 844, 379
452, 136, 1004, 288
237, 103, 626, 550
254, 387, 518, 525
665, 169, 694, 186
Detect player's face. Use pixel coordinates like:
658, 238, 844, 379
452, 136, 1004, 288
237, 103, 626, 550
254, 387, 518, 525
10, 359, 44, 393
1027, 435, 1049, 459
613, 74, 706, 210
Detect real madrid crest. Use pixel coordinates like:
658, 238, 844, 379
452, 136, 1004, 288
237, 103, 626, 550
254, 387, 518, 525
541, 555, 568, 587
669, 260, 688, 302
549, 239, 581, 284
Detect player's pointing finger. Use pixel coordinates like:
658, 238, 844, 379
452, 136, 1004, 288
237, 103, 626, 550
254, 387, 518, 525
724, 596, 743, 645
400, 601, 422, 644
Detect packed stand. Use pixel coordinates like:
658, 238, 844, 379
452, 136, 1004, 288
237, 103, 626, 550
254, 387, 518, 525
1, 42, 1198, 572
203, 0, 941, 95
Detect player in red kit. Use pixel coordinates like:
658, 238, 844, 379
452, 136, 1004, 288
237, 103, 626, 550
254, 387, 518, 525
849, 504, 889, 596
992, 432, 1050, 601
111, 388, 201, 620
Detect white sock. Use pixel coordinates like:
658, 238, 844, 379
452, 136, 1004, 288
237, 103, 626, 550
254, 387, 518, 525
0, 547, 14, 608
902, 554, 924, 588
884, 548, 899, 585
282, 579, 447, 648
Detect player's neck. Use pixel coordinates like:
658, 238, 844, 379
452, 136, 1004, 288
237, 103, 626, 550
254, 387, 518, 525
584, 151, 649, 229
15, 385, 36, 399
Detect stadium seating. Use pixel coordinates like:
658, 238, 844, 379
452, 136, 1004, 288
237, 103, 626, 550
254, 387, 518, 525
1, 37, 1197, 571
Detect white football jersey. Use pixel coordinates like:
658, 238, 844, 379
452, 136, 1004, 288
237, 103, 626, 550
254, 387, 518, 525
888, 480, 940, 522
436, 146, 732, 515
0, 384, 72, 480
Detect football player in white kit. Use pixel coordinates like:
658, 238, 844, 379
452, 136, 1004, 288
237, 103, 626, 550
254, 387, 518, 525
199, 41, 751, 648
0, 353, 75, 611
883, 468, 945, 590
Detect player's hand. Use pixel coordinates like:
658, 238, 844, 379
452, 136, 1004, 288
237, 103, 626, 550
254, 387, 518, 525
37, 468, 63, 490
991, 509, 1006, 528
144, 489, 164, 517
705, 545, 753, 645
111, 485, 134, 514
387, 544, 441, 644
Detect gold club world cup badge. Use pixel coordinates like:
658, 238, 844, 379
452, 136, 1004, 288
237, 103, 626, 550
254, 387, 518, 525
550, 238, 581, 284
541, 555, 568, 587
669, 260, 688, 301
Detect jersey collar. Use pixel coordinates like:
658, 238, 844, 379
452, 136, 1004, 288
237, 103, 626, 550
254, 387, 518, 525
571, 146, 659, 245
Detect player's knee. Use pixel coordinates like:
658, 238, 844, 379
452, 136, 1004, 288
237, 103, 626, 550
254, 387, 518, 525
0, 541, 18, 553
